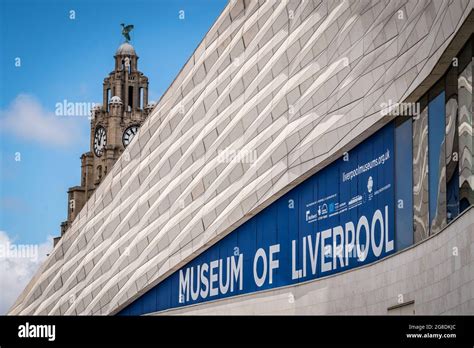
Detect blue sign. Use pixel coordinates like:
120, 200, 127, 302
119, 123, 395, 315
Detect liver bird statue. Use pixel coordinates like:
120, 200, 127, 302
121, 23, 134, 42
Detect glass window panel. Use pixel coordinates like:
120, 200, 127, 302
395, 118, 413, 250
428, 91, 446, 234
458, 52, 473, 211
413, 98, 429, 242
445, 65, 460, 222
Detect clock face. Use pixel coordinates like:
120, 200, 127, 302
122, 125, 139, 147
94, 126, 107, 157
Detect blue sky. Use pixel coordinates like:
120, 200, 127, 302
0, 0, 227, 246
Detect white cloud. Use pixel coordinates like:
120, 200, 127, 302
0, 94, 83, 146
0, 230, 53, 314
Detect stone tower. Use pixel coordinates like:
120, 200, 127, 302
57, 41, 154, 243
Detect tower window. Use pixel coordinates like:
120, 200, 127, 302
106, 88, 111, 112
128, 86, 133, 109
139, 87, 143, 109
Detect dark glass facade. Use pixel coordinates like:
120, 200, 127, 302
410, 36, 473, 242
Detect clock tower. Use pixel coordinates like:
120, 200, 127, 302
57, 40, 154, 241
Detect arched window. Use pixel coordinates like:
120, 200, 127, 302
106, 88, 111, 112
128, 86, 133, 109
139, 87, 144, 109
